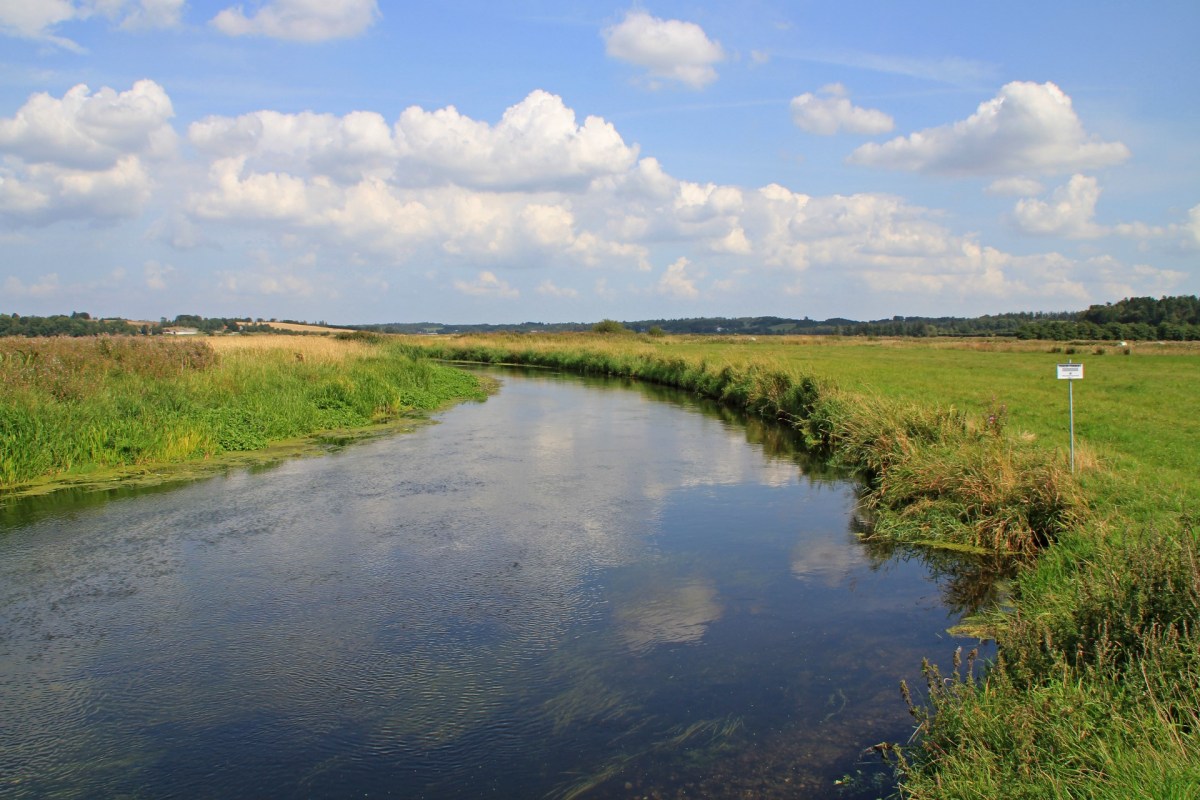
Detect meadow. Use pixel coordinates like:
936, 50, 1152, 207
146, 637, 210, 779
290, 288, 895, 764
393, 331, 1200, 799
0, 334, 488, 493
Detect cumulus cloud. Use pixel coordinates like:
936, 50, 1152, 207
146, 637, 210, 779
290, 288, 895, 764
790, 84, 894, 136
657, 257, 700, 298
454, 270, 518, 299
848, 81, 1130, 176
0, 155, 154, 224
393, 90, 639, 189
0, 0, 182, 48
189, 90, 638, 191
0, 81, 169, 223
0, 80, 176, 169
1012, 174, 1105, 238
211, 0, 380, 41
602, 10, 725, 89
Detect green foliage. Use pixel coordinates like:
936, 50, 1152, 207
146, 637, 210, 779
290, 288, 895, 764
900, 521, 1200, 799
0, 337, 487, 488
0, 312, 140, 337
591, 318, 629, 334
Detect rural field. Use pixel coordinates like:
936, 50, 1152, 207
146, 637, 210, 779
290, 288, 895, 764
2, 330, 1197, 798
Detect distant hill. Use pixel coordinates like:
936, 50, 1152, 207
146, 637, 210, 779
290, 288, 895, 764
349, 296, 1200, 341
4, 296, 1198, 340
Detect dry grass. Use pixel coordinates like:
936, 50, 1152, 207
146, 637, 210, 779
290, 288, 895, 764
263, 321, 356, 334
209, 334, 372, 363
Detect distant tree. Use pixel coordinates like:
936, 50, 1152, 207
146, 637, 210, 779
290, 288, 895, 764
647, 325, 666, 337
592, 319, 628, 334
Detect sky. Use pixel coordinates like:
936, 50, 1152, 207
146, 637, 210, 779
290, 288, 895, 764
1, 1, 1198, 325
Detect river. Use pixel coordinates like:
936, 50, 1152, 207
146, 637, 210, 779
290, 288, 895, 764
0, 367, 989, 799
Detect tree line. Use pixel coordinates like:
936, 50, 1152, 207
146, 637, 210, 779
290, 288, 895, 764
5, 295, 1198, 340
0, 313, 278, 337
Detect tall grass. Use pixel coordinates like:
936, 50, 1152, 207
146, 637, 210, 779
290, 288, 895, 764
394, 331, 1200, 798
0, 335, 487, 489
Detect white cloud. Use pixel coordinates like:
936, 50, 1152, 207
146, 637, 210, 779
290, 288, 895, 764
1012, 174, 1105, 238
211, 0, 379, 41
0, 155, 154, 224
0, 80, 169, 222
3, 272, 61, 297
120, 0, 185, 30
189, 157, 313, 222
536, 280, 579, 298
602, 10, 725, 89
1113, 202, 1200, 250
190, 91, 638, 192
657, 256, 700, 298
0, 80, 176, 169
454, 270, 518, 299
190, 109, 397, 183
986, 177, 1044, 196
0, 0, 182, 48
790, 84, 894, 136
848, 81, 1130, 176
394, 90, 638, 189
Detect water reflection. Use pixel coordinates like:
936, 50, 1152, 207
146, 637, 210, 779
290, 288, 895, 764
0, 367, 998, 800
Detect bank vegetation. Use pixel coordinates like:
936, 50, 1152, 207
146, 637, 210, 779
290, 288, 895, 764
391, 331, 1200, 800
0, 334, 487, 492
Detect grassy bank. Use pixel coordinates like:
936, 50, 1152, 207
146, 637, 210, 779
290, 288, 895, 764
394, 332, 1200, 799
0, 335, 488, 493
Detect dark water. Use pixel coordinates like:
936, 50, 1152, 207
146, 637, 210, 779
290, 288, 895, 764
0, 369, 992, 799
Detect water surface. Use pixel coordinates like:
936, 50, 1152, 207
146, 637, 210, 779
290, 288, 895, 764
0, 368, 987, 798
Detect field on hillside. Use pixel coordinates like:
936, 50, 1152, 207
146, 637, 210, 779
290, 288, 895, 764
263, 321, 356, 333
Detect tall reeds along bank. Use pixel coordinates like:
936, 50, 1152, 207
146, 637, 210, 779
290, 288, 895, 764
395, 335, 1082, 556
898, 519, 1200, 798
0, 336, 488, 489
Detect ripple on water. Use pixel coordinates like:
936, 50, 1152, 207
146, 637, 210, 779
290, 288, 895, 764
0, 370, 991, 800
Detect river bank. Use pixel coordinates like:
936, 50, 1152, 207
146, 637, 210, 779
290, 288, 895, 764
0, 335, 490, 498
392, 331, 1200, 799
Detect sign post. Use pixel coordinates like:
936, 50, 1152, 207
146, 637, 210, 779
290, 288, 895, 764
1056, 361, 1084, 472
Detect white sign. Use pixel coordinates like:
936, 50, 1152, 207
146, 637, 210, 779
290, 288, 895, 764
1057, 363, 1084, 380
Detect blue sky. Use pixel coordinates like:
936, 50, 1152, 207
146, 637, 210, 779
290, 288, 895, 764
2, 1, 1197, 324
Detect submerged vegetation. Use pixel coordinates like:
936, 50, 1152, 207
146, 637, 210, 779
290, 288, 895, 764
0, 335, 487, 492
393, 331, 1200, 799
